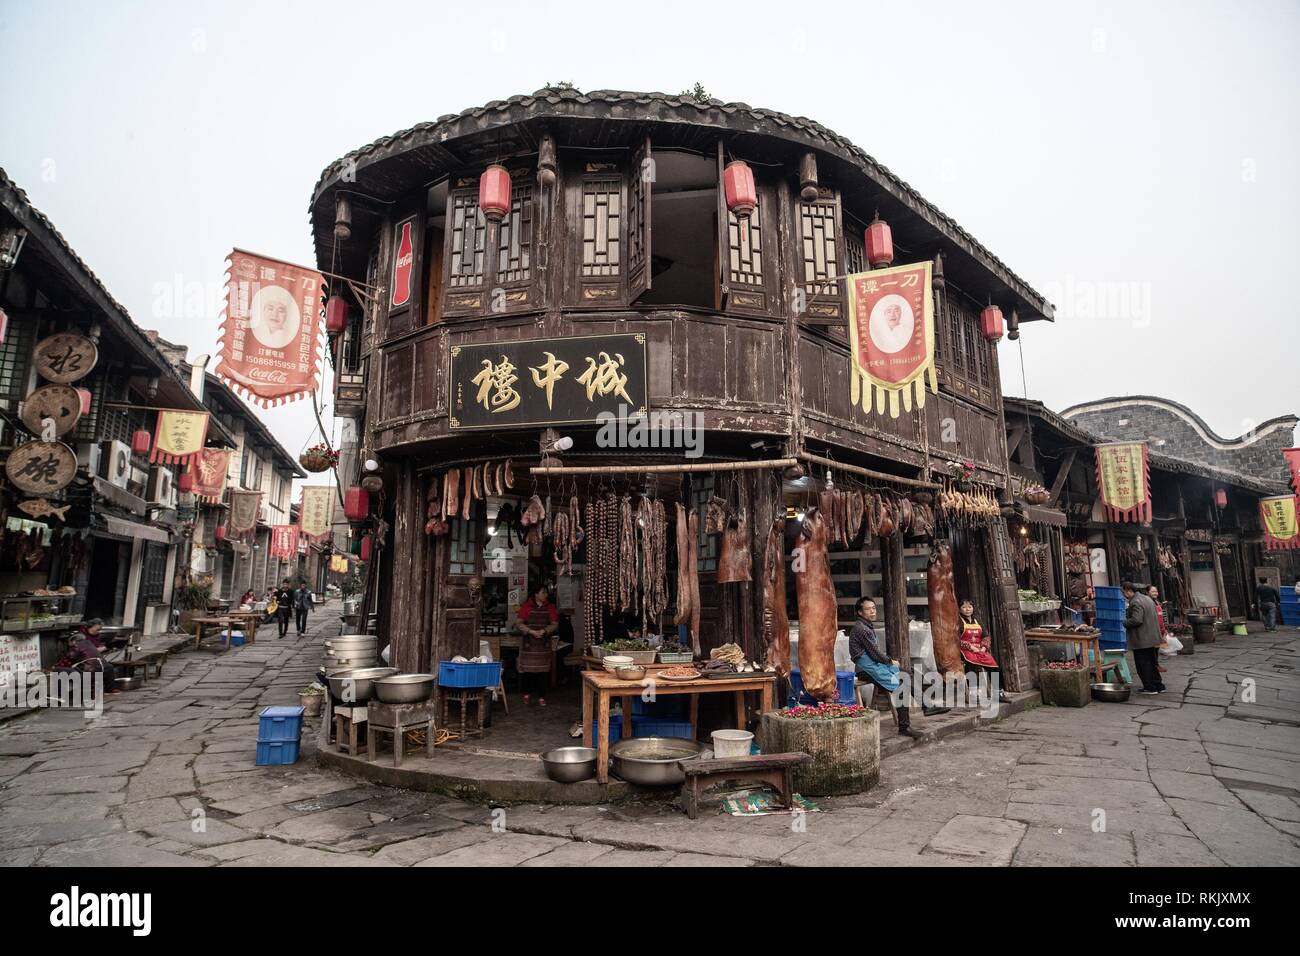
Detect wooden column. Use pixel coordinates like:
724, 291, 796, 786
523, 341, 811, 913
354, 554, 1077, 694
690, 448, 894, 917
880, 534, 910, 665
746, 469, 778, 664
1211, 541, 1230, 622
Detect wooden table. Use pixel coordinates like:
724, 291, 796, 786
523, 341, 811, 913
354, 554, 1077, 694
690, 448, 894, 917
581, 669, 777, 784
190, 616, 251, 651
1024, 628, 1105, 682
226, 610, 260, 643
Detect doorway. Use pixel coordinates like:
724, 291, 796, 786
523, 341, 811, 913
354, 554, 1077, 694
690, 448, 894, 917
84, 537, 129, 624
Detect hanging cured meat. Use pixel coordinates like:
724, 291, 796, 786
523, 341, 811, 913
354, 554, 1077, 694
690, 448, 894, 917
716, 513, 751, 583
618, 495, 637, 611
686, 508, 701, 654
846, 490, 864, 547
762, 516, 791, 677
444, 468, 460, 520
877, 498, 896, 538
927, 540, 966, 678
461, 466, 474, 520
673, 503, 693, 628
793, 508, 838, 702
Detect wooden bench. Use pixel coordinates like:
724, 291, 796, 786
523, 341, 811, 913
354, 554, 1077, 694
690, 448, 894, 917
679, 752, 810, 820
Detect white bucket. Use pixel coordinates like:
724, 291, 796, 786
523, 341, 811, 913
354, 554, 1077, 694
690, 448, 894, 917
711, 729, 754, 759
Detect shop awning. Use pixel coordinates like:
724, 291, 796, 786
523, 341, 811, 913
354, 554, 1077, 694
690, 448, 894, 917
1018, 503, 1067, 527
98, 515, 171, 544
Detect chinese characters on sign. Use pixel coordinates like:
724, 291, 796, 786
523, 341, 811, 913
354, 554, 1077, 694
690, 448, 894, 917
32, 333, 98, 384
1095, 442, 1152, 523
270, 525, 300, 561
5, 440, 77, 495
19, 384, 82, 438
330, 554, 351, 574
1260, 495, 1300, 550
299, 486, 333, 542
217, 250, 324, 407
192, 448, 230, 502
845, 262, 938, 418
150, 410, 209, 468
449, 333, 648, 429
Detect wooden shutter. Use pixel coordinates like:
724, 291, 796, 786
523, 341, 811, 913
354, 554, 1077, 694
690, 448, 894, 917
574, 163, 624, 306
796, 188, 844, 325
626, 136, 652, 302
441, 180, 488, 318
492, 171, 538, 315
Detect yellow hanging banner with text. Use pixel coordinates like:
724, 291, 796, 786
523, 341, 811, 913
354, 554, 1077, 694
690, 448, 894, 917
1260, 495, 1300, 550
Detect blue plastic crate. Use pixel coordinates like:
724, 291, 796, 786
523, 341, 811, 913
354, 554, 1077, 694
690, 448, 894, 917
1094, 586, 1123, 601
1097, 623, 1127, 650
255, 739, 300, 766
632, 717, 694, 739
228, 634, 246, 647
1094, 596, 1128, 613
1281, 609, 1300, 625
632, 696, 688, 718
788, 668, 857, 706
258, 706, 304, 743
438, 660, 502, 688
1094, 607, 1127, 622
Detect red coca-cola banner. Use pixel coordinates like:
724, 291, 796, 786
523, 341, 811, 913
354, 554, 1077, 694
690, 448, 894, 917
216, 250, 324, 407
1284, 448, 1300, 495
390, 217, 415, 311
270, 524, 300, 561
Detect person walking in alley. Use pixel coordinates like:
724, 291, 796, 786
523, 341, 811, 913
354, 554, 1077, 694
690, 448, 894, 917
294, 582, 314, 636
1123, 581, 1166, 695
1256, 580, 1280, 632
273, 578, 295, 639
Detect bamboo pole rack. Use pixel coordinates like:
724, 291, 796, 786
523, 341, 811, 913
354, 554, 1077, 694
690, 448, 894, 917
797, 450, 940, 490
529, 458, 797, 477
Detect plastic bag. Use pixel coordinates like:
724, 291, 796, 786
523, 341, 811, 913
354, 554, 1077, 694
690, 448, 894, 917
1159, 635, 1182, 656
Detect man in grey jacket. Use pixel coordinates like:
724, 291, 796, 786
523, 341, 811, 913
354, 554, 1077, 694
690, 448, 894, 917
294, 583, 314, 636
1123, 581, 1166, 695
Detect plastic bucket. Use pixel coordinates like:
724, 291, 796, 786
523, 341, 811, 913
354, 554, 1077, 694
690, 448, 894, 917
711, 729, 754, 759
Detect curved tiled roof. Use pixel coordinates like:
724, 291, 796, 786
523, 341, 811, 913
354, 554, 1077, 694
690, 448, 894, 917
309, 87, 1054, 320
1060, 395, 1298, 450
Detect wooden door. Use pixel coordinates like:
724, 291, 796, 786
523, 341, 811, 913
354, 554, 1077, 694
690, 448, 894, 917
439, 508, 485, 660
988, 519, 1031, 692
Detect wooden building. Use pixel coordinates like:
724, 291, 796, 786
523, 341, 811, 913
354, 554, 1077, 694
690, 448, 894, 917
1004, 397, 1293, 625
310, 88, 1056, 695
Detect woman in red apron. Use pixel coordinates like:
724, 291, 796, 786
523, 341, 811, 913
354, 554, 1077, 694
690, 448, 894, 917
958, 599, 1009, 702
515, 584, 559, 706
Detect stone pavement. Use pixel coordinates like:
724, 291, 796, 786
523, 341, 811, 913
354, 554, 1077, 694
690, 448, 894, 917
2, 615, 1297, 867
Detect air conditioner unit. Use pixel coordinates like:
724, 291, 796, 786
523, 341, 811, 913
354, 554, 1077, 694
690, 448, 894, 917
98, 441, 132, 489
146, 467, 176, 508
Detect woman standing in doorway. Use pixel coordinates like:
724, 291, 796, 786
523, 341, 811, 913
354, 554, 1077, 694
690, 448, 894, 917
957, 599, 1010, 702
515, 584, 558, 706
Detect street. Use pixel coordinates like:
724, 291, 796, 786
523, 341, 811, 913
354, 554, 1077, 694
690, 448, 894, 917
2, 611, 1297, 867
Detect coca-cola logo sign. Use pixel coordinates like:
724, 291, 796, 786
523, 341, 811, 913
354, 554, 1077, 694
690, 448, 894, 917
390, 218, 415, 310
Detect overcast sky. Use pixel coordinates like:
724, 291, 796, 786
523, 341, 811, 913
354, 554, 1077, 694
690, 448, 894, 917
2, 0, 1296, 481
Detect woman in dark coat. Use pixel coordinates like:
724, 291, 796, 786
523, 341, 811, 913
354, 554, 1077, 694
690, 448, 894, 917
273, 579, 295, 639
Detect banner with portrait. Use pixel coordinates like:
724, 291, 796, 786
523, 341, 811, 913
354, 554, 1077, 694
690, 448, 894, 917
299, 485, 334, 542
216, 250, 324, 407
227, 490, 262, 542
1260, 495, 1300, 550
150, 411, 209, 468
845, 262, 938, 419
270, 524, 300, 561
192, 448, 230, 503
1284, 448, 1300, 495
1095, 442, 1152, 523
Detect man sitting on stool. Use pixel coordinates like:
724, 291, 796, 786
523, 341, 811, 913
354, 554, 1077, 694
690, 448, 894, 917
849, 597, 917, 737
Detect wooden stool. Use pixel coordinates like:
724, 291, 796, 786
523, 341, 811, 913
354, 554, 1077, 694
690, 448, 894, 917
679, 753, 810, 820
366, 700, 435, 767
856, 680, 899, 727
441, 688, 487, 739
333, 704, 369, 756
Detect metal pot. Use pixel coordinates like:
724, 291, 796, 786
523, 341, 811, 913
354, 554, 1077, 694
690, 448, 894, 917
609, 736, 705, 786
327, 666, 398, 703
540, 746, 597, 783
375, 673, 435, 704
115, 676, 141, 692
615, 664, 646, 681
1090, 682, 1132, 703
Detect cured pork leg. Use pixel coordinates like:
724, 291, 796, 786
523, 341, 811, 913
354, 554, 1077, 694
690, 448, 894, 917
794, 508, 837, 702
928, 540, 965, 677
673, 503, 693, 626
762, 517, 791, 677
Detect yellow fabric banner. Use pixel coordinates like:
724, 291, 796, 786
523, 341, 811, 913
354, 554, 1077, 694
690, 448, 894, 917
299, 486, 334, 542
1260, 495, 1300, 550
845, 262, 938, 418
151, 410, 210, 467
1095, 442, 1151, 523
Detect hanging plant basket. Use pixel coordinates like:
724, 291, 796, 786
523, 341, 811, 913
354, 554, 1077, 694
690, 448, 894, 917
300, 443, 339, 474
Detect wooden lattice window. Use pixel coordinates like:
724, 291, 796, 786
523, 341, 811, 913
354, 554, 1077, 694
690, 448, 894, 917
0, 317, 34, 414
496, 183, 533, 283
728, 197, 764, 286
799, 199, 839, 298
974, 330, 991, 388
449, 516, 478, 576
945, 298, 968, 379
448, 190, 486, 288
961, 310, 978, 384
581, 177, 621, 277
140, 542, 168, 605
844, 227, 865, 277
627, 168, 646, 282
692, 477, 718, 572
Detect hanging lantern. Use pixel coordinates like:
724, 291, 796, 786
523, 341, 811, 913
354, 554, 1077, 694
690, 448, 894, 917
1215, 489, 1228, 508
325, 296, 348, 335
344, 486, 370, 522
177, 469, 194, 493
980, 304, 1005, 342
131, 429, 152, 455
479, 164, 512, 223
723, 160, 757, 218
865, 215, 894, 268
76, 387, 92, 415
359, 535, 373, 562
215, 526, 227, 542
333, 194, 352, 240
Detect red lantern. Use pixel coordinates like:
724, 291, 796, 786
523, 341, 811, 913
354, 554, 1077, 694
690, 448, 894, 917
344, 486, 370, 522
131, 429, 152, 455
865, 218, 894, 268
980, 305, 1005, 343
479, 164, 512, 223
177, 469, 194, 493
722, 161, 756, 218
359, 535, 373, 562
1215, 489, 1228, 508
325, 296, 348, 335
76, 388, 92, 415
215, 525, 227, 541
